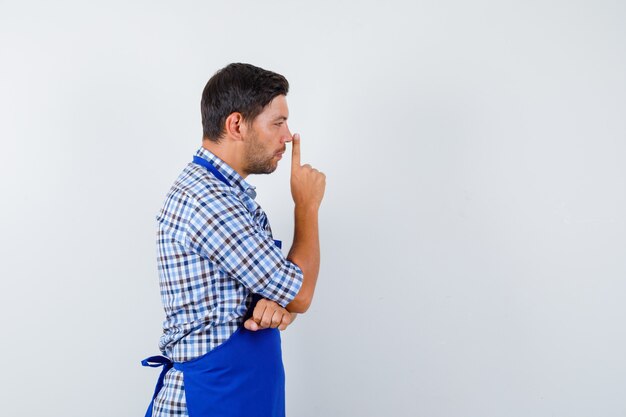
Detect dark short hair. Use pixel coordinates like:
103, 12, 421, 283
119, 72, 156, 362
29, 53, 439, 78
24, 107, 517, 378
201, 63, 289, 142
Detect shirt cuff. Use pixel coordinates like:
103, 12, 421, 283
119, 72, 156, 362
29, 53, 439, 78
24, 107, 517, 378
256, 261, 304, 308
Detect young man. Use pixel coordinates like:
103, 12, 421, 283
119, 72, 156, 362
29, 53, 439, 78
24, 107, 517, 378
141, 63, 325, 417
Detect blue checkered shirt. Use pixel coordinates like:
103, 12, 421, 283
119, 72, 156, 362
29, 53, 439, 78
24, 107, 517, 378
151, 147, 303, 416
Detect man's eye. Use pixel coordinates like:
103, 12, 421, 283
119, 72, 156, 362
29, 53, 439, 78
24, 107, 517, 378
275, 122, 283, 126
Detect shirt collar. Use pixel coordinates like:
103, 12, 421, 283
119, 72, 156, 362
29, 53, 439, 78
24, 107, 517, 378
194, 147, 257, 200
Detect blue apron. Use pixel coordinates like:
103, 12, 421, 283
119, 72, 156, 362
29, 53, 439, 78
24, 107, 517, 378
141, 155, 287, 417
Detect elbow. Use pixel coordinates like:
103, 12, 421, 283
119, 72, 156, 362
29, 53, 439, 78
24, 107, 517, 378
286, 293, 312, 314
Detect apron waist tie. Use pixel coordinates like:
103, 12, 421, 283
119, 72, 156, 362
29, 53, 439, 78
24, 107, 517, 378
141, 355, 174, 417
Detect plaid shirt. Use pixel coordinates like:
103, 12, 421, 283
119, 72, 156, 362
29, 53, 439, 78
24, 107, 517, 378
151, 147, 303, 416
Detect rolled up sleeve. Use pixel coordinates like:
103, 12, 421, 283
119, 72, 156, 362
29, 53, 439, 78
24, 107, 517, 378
185, 190, 303, 308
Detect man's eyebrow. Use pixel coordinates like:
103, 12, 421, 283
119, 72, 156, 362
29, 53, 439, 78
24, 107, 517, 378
273, 115, 288, 121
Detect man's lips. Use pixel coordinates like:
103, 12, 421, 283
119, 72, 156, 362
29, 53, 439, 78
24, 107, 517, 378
275, 149, 286, 159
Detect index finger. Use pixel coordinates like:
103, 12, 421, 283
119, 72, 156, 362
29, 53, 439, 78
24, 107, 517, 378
291, 133, 301, 168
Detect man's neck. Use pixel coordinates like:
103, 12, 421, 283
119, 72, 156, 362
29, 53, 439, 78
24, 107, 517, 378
201, 139, 248, 178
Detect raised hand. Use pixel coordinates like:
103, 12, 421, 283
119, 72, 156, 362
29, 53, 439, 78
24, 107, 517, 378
290, 133, 326, 209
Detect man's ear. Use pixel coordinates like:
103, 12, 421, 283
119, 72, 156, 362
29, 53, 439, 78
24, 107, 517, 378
224, 112, 245, 141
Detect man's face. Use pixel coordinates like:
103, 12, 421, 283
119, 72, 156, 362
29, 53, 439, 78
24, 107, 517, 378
243, 95, 292, 175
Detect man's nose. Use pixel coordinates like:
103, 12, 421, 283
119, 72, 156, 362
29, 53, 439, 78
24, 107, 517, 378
282, 125, 293, 142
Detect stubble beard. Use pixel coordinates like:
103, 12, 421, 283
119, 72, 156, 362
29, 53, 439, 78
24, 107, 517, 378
244, 131, 278, 175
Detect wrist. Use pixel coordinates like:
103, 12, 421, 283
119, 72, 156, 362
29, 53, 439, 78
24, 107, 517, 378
294, 202, 319, 215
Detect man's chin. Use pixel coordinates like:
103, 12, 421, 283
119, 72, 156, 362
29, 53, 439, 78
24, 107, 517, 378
251, 164, 277, 175
264, 159, 279, 174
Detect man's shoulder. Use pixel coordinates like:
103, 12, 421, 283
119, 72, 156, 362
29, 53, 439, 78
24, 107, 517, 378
157, 163, 245, 221
169, 163, 228, 198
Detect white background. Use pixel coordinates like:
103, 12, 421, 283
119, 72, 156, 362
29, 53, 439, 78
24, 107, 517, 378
1, 1, 625, 416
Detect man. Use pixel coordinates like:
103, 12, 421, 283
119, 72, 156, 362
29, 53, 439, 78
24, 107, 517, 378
141, 63, 325, 417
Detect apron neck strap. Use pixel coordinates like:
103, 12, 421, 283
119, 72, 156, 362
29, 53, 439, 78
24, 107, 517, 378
193, 156, 231, 187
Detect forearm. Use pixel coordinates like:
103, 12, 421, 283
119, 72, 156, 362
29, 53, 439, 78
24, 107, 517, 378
285, 204, 320, 313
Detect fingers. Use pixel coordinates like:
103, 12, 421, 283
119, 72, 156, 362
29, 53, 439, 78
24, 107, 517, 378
252, 299, 283, 329
260, 308, 282, 329
291, 133, 301, 169
250, 298, 293, 331
244, 318, 259, 331
278, 312, 293, 331
252, 300, 267, 325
